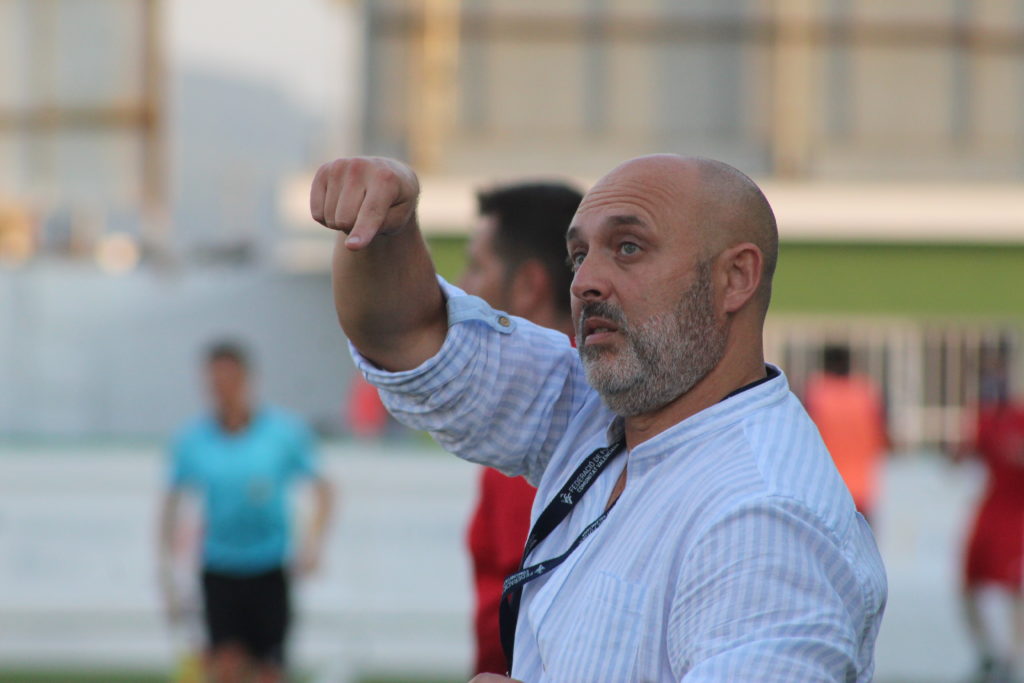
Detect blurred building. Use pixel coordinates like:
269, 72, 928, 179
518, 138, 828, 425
0, 0, 163, 266
290, 0, 1024, 451
358, 0, 1024, 180
3, 0, 1024, 447
0, 0, 353, 439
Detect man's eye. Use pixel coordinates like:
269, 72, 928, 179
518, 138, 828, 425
567, 252, 586, 270
620, 242, 640, 256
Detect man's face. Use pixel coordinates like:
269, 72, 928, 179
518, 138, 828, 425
459, 214, 511, 311
575, 260, 726, 416
206, 357, 249, 412
566, 166, 727, 416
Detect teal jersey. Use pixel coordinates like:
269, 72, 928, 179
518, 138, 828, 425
169, 407, 319, 575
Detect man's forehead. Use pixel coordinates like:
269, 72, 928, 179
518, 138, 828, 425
583, 165, 695, 211
469, 214, 500, 252
566, 213, 651, 241
473, 212, 498, 236
567, 156, 711, 239
568, 188, 692, 244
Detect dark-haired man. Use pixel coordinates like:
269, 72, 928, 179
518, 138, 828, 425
312, 154, 886, 681
158, 342, 333, 683
461, 182, 582, 675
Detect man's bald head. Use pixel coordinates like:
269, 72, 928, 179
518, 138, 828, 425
590, 154, 778, 312
691, 157, 778, 308
570, 154, 777, 417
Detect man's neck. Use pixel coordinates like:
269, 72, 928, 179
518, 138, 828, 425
218, 404, 251, 433
623, 351, 766, 450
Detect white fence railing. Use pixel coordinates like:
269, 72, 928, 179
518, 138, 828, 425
766, 317, 1022, 451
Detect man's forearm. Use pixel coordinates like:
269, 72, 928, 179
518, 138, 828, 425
307, 478, 334, 546
312, 157, 447, 372
156, 492, 181, 613
157, 492, 179, 564
332, 219, 446, 371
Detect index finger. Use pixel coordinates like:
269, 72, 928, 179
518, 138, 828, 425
344, 178, 396, 250
310, 164, 328, 226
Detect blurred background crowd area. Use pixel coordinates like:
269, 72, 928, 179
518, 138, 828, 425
1, 0, 1024, 681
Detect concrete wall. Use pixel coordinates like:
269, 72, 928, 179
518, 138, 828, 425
0, 264, 354, 438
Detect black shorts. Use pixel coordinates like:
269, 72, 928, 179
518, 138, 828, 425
201, 567, 291, 666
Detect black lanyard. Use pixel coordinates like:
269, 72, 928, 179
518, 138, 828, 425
498, 438, 625, 672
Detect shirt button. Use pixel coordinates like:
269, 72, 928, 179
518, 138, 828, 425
497, 315, 511, 327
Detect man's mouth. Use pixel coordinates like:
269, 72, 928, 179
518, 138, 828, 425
582, 317, 620, 345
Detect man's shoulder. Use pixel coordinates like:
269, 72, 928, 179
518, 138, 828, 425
745, 395, 857, 533
173, 415, 214, 447
692, 392, 856, 537
258, 406, 311, 436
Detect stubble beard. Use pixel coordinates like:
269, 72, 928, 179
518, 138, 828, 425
577, 261, 727, 417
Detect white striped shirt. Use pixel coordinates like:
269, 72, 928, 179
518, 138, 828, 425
352, 279, 887, 682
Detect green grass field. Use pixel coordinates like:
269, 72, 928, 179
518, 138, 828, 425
428, 234, 1024, 317
0, 673, 166, 683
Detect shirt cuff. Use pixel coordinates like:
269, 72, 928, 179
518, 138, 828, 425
348, 275, 517, 396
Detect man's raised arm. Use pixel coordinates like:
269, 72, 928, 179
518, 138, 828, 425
311, 157, 447, 372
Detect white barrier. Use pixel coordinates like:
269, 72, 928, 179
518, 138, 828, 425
0, 441, 996, 682
0, 441, 478, 679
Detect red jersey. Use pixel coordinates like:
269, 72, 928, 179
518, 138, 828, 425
972, 402, 1024, 507
346, 375, 389, 438
964, 402, 1024, 588
804, 373, 888, 515
466, 467, 536, 675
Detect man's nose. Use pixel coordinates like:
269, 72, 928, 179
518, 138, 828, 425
570, 254, 610, 302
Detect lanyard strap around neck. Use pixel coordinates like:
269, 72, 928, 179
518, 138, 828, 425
498, 438, 625, 672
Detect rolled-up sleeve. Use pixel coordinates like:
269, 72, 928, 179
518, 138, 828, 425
350, 277, 588, 484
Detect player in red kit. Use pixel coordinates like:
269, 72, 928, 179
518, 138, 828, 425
960, 352, 1024, 682
460, 181, 583, 675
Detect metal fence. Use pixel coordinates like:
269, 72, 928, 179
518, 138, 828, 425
767, 316, 1022, 451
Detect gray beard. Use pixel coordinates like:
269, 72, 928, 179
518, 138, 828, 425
578, 261, 727, 417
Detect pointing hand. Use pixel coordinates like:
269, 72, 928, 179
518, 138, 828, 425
310, 157, 420, 251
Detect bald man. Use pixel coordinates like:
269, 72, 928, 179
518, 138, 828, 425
312, 155, 887, 682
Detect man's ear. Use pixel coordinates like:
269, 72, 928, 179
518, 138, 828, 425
509, 259, 550, 316
719, 242, 763, 314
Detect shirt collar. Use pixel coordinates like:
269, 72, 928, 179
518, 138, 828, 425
603, 363, 789, 469
721, 364, 781, 401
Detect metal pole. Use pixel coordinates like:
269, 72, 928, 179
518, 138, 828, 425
770, 0, 816, 178
408, 0, 461, 172
140, 0, 169, 264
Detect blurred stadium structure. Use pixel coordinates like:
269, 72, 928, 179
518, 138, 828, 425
330, 0, 1024, 453
1, 0, 1023, 446
3, 0, 1024, 680
0, 0, 352, 438
0, 0, 164, 265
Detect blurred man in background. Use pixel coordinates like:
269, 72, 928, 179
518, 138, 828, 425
804, 344, 889, 522
159, 341, 333, 683
958, 350, 1024, 683
460, 181, 583, 675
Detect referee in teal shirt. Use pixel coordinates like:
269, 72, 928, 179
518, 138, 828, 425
159, 341, 333, 683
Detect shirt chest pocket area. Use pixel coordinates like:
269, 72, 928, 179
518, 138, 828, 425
537, 570, 648, 682
207, 444, 280, 504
